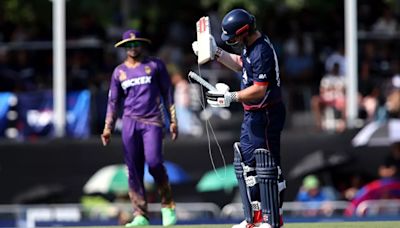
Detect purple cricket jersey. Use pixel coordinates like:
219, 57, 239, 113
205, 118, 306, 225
105, 57, 174, 129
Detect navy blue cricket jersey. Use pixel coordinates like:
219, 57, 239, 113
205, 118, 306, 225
240, 34, 282, 111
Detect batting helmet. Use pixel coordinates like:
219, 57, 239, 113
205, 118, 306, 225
221, 9, 256, 43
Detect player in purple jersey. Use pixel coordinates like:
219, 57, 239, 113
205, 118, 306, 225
101, 29, 178, 227
193, 9, 286, 228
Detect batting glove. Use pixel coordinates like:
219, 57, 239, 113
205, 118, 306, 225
206, 83, 239, 108
191, 34, 218, 60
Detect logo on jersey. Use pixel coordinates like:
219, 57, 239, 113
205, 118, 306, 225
258, 73, 267, 79
145, 66, 152, 75
246, 57, 251, 64
121, 76, 152, 90
242, 69, 248, 84
118, 70, 127, 81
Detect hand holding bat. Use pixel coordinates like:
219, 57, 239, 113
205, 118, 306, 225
192, 34, 218, 60
206, 83, 239, 108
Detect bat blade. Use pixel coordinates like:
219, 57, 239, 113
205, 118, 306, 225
196, 16, 212, 65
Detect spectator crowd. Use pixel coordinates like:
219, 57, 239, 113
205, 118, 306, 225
0, 0, 400, 136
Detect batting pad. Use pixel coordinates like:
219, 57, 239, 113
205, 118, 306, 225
255, 148, 280, 228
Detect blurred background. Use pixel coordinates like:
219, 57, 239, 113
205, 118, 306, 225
0, 0, 400, 227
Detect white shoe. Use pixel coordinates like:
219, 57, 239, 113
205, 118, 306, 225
232, 220, 253, 228
258, 223, 272, 228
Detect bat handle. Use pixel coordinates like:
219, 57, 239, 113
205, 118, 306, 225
188, 71, 217, 91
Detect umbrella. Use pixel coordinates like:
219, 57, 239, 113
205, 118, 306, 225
344, 178, 400, 216
352, 119, 400, 147
84, 161, 189, 194
83, 164, 128, 194
196, 164, 237, 192
289, 150, 351, 179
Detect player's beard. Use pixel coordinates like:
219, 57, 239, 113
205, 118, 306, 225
127, 48, 142, 59
231, 42, 244, 55
230, 35, 248, 54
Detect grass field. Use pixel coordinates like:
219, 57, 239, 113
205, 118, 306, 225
72, 221, 400, 228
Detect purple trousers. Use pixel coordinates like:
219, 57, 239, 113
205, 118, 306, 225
122, 116, 174, 216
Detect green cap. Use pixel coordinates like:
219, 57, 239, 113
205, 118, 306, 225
303, 175, 319, 190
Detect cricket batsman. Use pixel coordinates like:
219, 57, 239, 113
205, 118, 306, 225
101, 29, 178, 227
192, 9, 286, 228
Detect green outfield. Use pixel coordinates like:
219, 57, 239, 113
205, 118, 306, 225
71, 221, 400, 228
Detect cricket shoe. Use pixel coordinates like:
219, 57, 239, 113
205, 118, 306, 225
257, 218, 284, 228
125, 215, 150, 227
231, 220, 258, 228
257, 209, 284, 228
257, 217, 284, 228
161, 207, 177, 226
232, 210, 264, 228
258, 224, 273, 228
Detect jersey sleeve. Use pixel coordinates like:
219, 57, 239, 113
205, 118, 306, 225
251, 46, 274, 86
104, 68, 123, 130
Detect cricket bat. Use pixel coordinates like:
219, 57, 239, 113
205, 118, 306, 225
188, 71, 216, 91
196, 16, 212, 65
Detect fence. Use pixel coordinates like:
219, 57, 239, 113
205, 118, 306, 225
221, 201, 350, 219
1, 200, 400, 227
355, 199, 400, 217
0, 202, 221, 228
